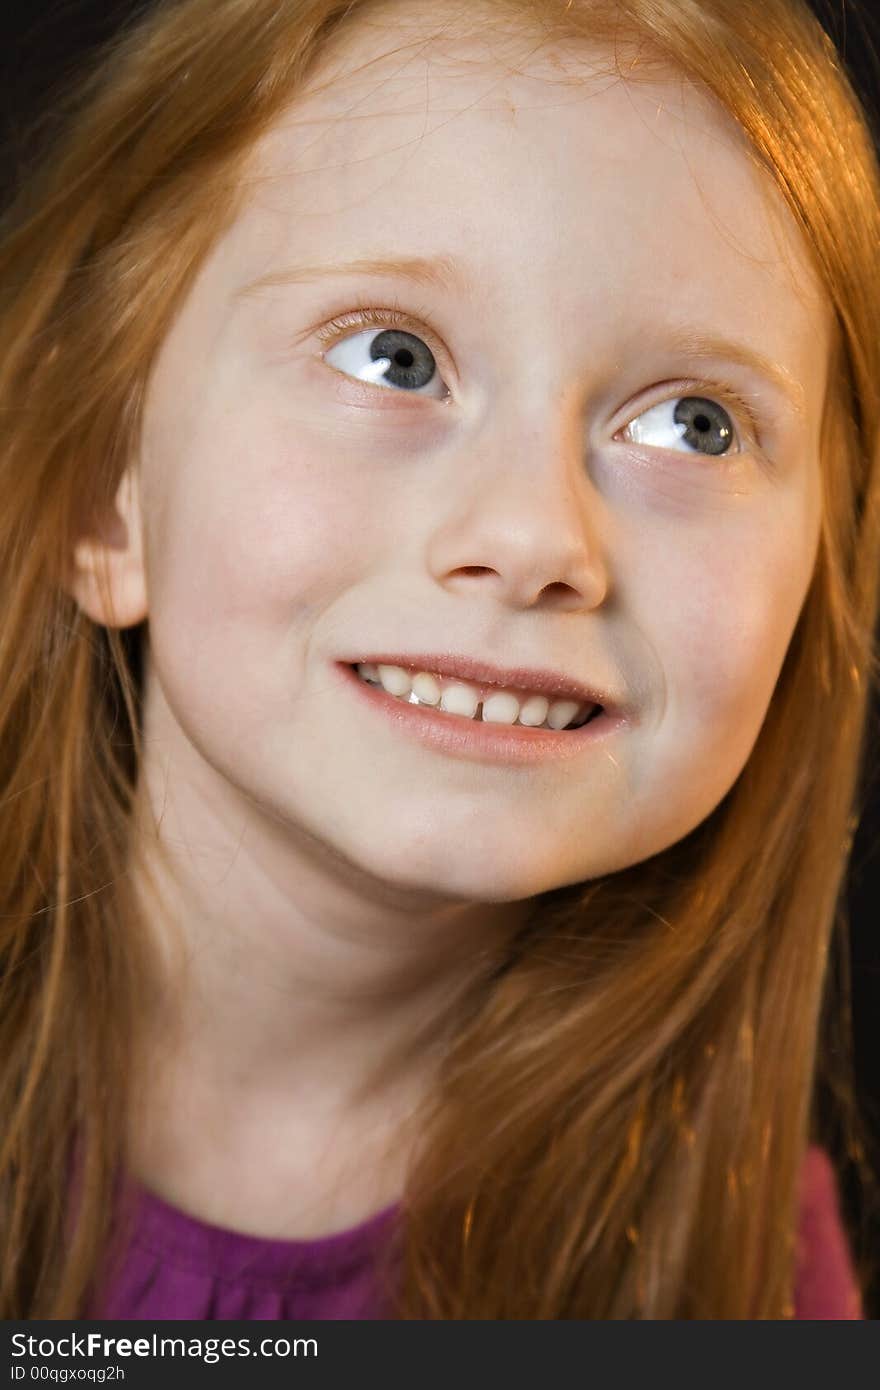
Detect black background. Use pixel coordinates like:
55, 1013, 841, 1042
0, 0, 878, 1319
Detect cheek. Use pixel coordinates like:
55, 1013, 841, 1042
655, 519, 814, 736
140, 409, 386, 765
146, 410, 381, 628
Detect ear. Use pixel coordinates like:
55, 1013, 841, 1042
66, 466, 149, 629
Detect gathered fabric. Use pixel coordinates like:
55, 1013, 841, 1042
84, 1144, 862, 1320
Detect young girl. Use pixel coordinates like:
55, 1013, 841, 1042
1, 0, 877, 1320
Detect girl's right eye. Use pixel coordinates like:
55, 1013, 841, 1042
317, 310, 450, 400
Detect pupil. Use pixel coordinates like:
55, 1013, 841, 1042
694, 413, 711, 432
395, 348, 414, 367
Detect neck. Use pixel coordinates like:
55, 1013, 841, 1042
121, 786, 530, 1234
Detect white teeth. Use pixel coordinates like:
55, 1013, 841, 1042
411, 671, 442, 705
357, 663, 595, 731
375, 663, 411, 697
481, 691, 524, 725
439, 683, 480, 719
546, 699, 582, 730
517, 694, 550, 727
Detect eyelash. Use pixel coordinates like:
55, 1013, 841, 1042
314, 297, 445, 363
313, 301, 764, 451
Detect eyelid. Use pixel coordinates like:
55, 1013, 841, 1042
314, 298, 455, 384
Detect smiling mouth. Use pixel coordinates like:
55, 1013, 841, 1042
348, 663, 602, 731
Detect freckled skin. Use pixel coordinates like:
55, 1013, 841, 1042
69, 3, 831, 1227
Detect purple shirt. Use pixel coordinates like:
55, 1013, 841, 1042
84, 1144, 862, 1319
793, 1145, 863, 1319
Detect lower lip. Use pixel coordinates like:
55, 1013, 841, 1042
335, 663, 627, 766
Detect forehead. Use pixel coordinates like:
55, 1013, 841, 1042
224, 1, 830, 378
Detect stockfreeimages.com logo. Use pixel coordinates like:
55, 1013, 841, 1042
11, 1332, 317, 1366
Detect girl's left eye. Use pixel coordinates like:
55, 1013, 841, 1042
316, 308, 449, 400
618, 394, 741, 457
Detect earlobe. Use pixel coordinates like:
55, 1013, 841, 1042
66, 467, 149, 630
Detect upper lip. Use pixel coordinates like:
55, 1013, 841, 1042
341, 652, 615, 711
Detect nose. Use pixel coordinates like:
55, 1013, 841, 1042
426, 397, 609, 612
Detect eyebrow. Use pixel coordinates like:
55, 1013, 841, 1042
235, 256, 806, 414
662, 327, 806, 417
234, 254, 466, 299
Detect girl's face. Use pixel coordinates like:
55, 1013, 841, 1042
92, 8, 831, 905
